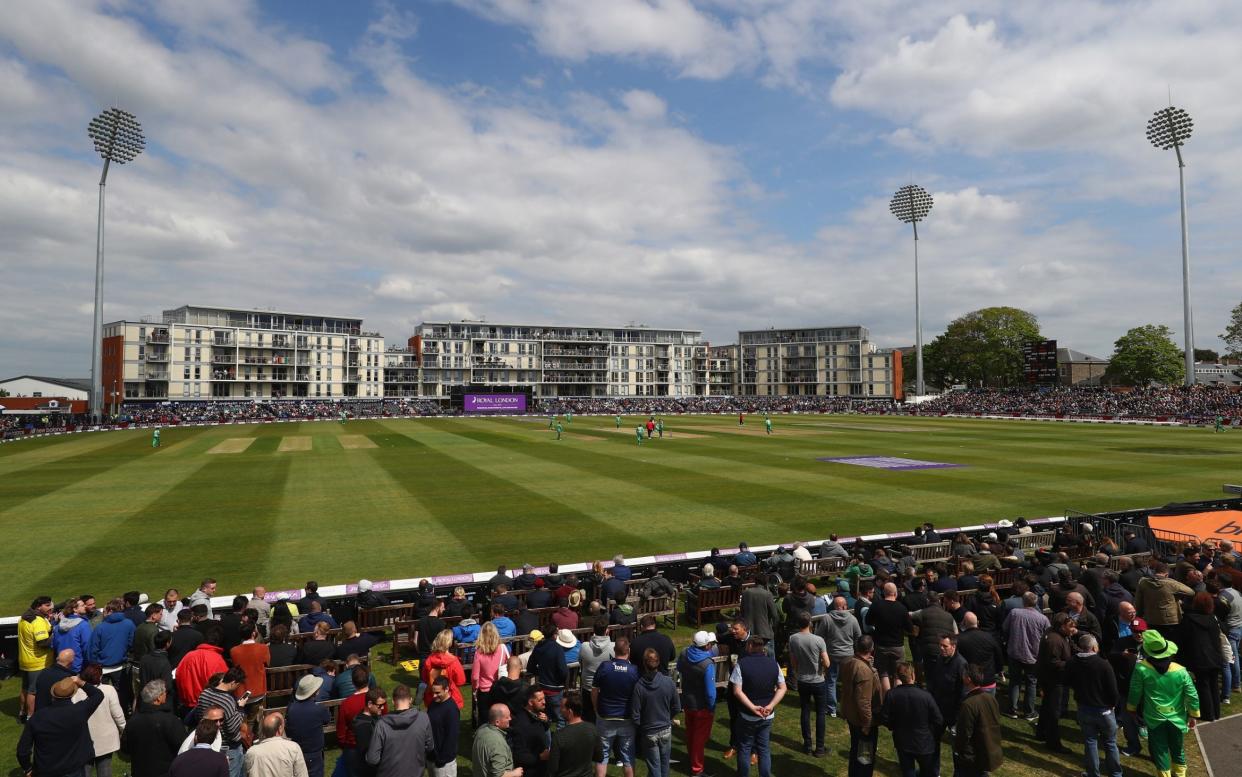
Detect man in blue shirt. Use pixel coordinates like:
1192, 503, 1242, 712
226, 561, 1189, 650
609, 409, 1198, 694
592, 637, 640, 777
489, 604, 517, 639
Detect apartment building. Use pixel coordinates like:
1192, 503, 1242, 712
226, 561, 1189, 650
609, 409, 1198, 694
102, 305, 384, 402
707, 344, 739, 395
737, 326, 899, 398
388, 321, 710, 399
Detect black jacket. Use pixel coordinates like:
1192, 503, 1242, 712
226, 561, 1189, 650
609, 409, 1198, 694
1067, 652, 1119, 708
926, 652, 967, 723
630, 631, 676, 674
1181, 612, 1225, 671
33, 663, 75, 711
352, 713, 381, 777
124, 704, 187, 777
18, 684, 104, 775
956, 628, 1004, 684
880, 684, 944, 756
509, 707, 550, 777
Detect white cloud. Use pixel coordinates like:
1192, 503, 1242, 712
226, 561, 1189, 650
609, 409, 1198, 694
621, 89, 667, 121
2, 0, 1242, 377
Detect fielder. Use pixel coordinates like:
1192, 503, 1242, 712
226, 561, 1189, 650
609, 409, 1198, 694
151, 427, 161, 448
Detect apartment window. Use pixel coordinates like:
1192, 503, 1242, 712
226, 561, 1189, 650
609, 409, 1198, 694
194, 347, 201, 362
183, 366, 190, 379
195, 330, 202, 343
139, 327, 146, 339
184, 347, 191, 361
194, 366, 200, 380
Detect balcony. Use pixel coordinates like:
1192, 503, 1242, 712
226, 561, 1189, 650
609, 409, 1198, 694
146, 351, 169, 362
146, 332, 170, 344
544, 347, 609, 357
211, 354, 236, 364
213, 335, 233, 346
143, 371, 169, 381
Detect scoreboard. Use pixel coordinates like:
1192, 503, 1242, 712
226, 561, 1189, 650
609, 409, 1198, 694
1022, 339, 1058, 384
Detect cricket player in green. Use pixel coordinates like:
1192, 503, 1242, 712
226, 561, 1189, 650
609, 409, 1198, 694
615, 415, 622, 429
555, 421, 563, 440
635, 425, 644, 445
151, 428, 161, 448
548, 414, 556, 429
656, 419, 663, 438
764, 417, 773, 435
1216, 415, 1226, 432
566, 411, 573, 424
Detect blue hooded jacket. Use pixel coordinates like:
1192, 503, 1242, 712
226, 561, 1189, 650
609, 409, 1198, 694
676, 646, 717, 708
90, 612, 136, 666
52, 615, 93, 672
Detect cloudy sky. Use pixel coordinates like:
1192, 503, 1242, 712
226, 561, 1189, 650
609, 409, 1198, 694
3, 0, 1241, 376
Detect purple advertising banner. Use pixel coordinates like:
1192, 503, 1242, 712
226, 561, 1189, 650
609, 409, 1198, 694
464, 394, 527, 414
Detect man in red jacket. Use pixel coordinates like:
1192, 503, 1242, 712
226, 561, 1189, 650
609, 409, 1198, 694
176, 625, 228, 712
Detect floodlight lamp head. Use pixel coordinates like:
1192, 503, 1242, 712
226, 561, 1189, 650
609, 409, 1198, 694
1146, 106, 1193, 151
88, 107, 146, 164
889, 184, 933, 224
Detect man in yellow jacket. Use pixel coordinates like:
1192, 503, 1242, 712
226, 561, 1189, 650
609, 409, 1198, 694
1127, 630, 1199, 777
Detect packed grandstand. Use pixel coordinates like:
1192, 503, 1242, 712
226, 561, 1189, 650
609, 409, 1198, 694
4, 385, 1242, 436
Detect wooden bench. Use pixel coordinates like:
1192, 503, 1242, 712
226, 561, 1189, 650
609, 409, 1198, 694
798, 557, 847, 579
686, 585, 744, 627
390, 616, 464, 662
266, 698, 344, 734
356, 603, 413, 633
910, 541, 952, 564
623, 578, 649, 603
1014, 530, 1056, 552
635, 594, 677, 629
266, 664, 316, 702
988, 567, 1019, 591
289, 628, 340, 646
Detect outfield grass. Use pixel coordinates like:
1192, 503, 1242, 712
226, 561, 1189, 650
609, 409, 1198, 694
2, 414, 1239, 616
3, 412, 1235, 773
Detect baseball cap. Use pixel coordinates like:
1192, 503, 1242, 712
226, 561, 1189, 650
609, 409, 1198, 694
358, 579, 373, 592
693, 630, 716, 647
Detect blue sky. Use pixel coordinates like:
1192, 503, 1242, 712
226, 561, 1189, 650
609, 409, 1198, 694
2, 0, 1241, 376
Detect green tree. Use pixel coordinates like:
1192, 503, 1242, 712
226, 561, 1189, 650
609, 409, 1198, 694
918, 307, 1041, 388
1104, 324, 1185, 386
1222, 301, 1242, 359
0, 388, 8, 397
1194, 348, 1219, 362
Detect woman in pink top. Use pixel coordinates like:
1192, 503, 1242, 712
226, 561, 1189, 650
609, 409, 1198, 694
469, 622, 509, 726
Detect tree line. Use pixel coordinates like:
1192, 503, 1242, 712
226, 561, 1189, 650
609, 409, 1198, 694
903, 301, 1242, 389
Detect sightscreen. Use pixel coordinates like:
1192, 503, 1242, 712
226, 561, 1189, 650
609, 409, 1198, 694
463, 393, 527, 414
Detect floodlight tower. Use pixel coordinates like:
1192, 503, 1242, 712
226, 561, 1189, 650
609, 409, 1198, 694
889, 184, 934, 397
1146, 106, 1196, 386
87, 108, 145, 422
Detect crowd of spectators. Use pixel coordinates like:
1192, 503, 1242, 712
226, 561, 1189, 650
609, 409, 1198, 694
8, 384, 1242, 440
536, 396, 894, 416
919, 385, 1242, 421
15, 519, 1242, 777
